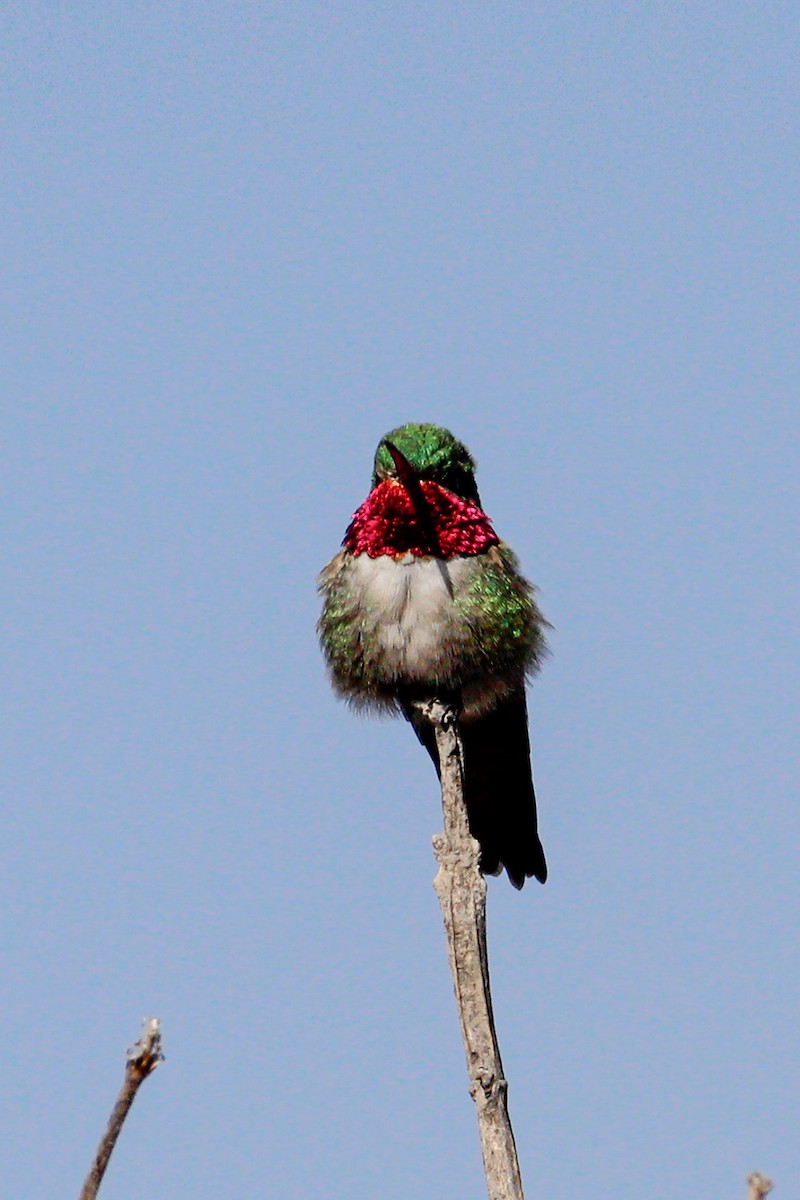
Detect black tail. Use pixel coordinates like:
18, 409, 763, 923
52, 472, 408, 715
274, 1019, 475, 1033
405, 687, 547, 889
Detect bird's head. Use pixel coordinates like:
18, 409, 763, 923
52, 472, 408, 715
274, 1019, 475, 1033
371, 423, 481, 506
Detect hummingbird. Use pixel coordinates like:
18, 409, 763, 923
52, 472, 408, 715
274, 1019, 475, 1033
317, 423, 549, 888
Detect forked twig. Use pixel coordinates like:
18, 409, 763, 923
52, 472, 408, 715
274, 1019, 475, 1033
78, 1018, 164, 1200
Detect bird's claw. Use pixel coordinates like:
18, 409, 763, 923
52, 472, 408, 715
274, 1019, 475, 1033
412, 698, 460, 727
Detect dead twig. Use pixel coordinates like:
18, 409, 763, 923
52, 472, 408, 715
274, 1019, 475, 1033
747, 1173, 774, 1200
425, 699, 525, 1200
78, 1017, 164, 1200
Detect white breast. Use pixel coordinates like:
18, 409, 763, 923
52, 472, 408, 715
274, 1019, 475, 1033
345, 552, 473, 679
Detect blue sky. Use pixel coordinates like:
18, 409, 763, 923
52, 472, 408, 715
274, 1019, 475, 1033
3, 4, 798, 1197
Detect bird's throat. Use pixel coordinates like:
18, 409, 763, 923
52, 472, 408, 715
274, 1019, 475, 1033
344, 478, 500, 559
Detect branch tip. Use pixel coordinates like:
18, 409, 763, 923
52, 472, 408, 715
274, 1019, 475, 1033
126, 1017, 164, 1075
78, 1019, 164, 1200
747, 1173, 774, 1200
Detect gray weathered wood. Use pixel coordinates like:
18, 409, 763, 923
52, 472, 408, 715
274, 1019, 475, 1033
78, 1018, 164, 1200
424, 699, 526, 1200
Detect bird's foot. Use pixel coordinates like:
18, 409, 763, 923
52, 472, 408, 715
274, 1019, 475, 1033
412, 696, 461, 727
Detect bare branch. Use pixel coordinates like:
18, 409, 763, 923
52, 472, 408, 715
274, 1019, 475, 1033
747, 1173, 774, 1200
78, 1018, 164, 1200
424, 699, 526, 1200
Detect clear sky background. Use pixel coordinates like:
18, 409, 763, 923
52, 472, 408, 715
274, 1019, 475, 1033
2, 4, 798, 1198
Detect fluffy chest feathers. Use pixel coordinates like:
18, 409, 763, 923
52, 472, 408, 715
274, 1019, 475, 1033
318, 542, 544, 714
346, 552, 474, 675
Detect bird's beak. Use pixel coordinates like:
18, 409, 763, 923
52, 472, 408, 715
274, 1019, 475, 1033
382, 441, 439, 553
384, 441, 418, 487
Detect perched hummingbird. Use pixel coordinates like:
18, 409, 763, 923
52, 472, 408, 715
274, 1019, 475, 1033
317, 423, 549, 888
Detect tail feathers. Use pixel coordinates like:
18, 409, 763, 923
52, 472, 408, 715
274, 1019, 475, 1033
405, 688, 547, 888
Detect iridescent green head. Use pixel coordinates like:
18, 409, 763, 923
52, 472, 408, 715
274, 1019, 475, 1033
372, 423, 481, 504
